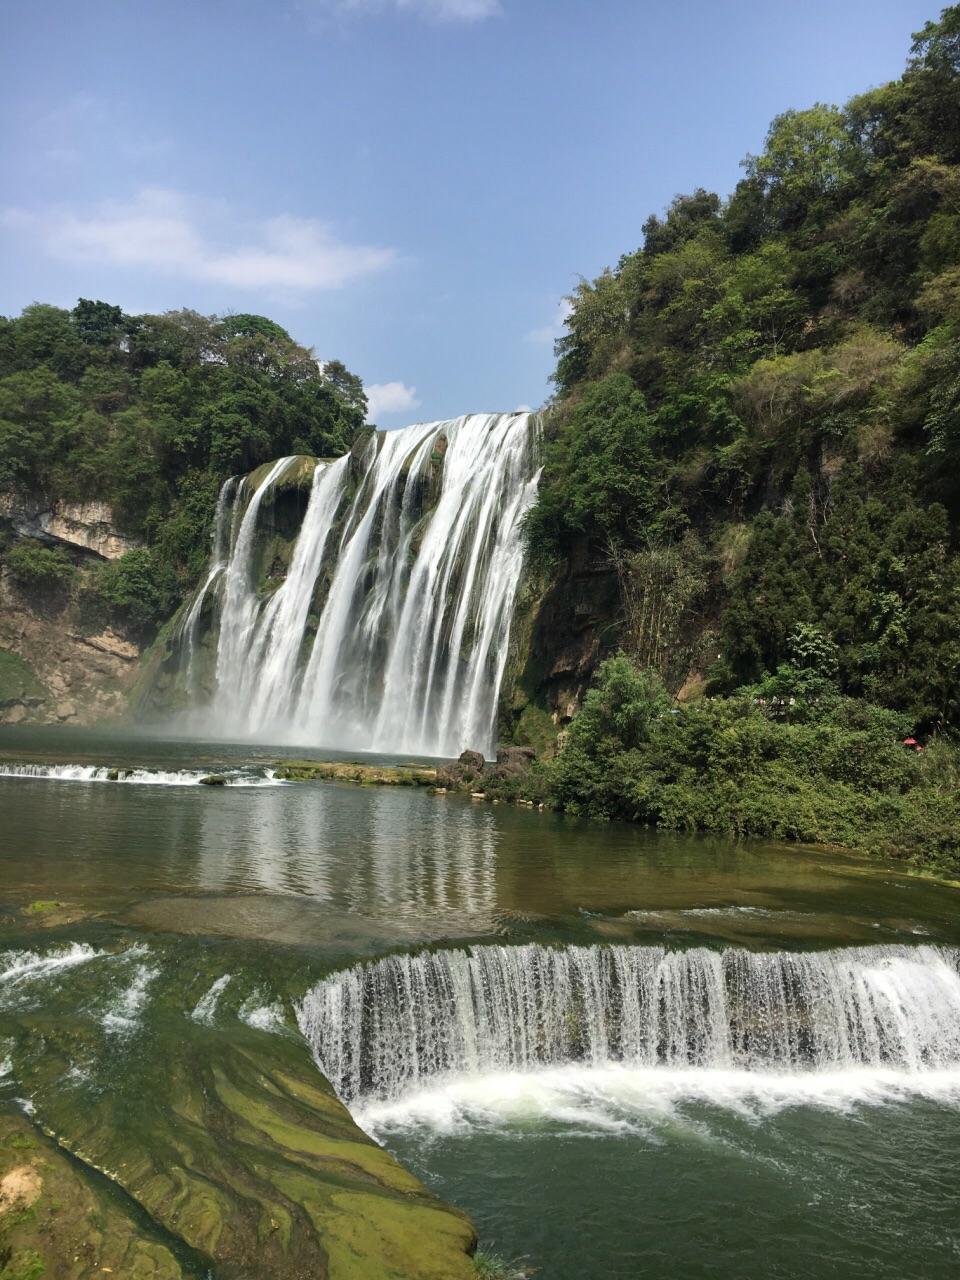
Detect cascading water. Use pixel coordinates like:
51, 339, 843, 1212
295, 943, 960, 1106
176, 413, 540, 756
175, 473, 241, 688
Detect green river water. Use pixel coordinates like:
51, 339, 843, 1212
2, 726, 960, 1278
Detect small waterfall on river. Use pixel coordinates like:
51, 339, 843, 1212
175, 413, 540, 756
296, 943, 960, 1106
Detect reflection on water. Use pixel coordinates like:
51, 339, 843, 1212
3, 728, 960, 1280
1, 743, 960, 953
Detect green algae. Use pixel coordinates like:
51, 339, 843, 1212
6, 998, 477, 1280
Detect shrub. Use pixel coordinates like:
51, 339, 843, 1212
4, 539, 75, 586
89, 548, 177, 633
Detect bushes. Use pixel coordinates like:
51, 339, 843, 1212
86, 549, 178, 634
4, 540, 75, 587
539, 655, 960, 873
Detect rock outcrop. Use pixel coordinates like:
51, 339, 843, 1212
0, 491, 143, 560
0, 573, 143, 725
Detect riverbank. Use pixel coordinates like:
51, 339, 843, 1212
274, 759, 438, 786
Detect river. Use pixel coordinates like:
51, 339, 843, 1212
2, 725, 959, 1278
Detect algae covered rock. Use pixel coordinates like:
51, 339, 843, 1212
7, 1012, 476, 1280
0, 1107, 185, 1279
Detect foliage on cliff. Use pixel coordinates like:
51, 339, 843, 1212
539, 656, 960, 874
0, 303, 366, 629
527, 5, 960, 734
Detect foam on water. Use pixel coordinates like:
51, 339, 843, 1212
239, 993, 286, 1033
0, 943, 108, 989
355, 1063, 960, 1139
191, 974, 233, 1024
0, 763, 282, 787
100, 962, 159, 1035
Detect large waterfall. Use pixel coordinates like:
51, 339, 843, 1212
175, 413, 540, 756
296, 943, 960, 1107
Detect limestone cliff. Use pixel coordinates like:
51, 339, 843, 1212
0, 494, 145, 725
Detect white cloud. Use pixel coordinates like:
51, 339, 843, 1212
515, 403, 532, 412
525, 297, 573, 345
2, 187, 397, 293
365, 381, 421, 421
303, 0, 500, 24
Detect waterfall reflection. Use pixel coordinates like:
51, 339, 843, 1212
193, 788, 499, 926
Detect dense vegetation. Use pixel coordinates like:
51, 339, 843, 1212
540, 656, 958, 874
0, 302, 365, 631
518, 6, 960, 870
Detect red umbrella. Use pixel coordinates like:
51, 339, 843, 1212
904, 737, 917, 745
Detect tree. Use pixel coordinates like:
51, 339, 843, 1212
72, 299, 126, 347
321, 359, 368, 422
910, 5, 960, 75
744, 104, 858, 230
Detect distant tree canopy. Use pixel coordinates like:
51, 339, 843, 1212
0, 300, 366, 615
529, 4, 960, 731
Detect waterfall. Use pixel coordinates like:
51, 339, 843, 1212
180, 413, 541, 756
175, 474, 239, 686
295, 943, 960, 1106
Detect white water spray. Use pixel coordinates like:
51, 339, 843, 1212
296, 943, 960, 1108
179, 414, 540, 756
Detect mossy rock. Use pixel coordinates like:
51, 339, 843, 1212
274, 761, 437, 787
8, 1022, 476, 1280
0, 1107, 185, 1279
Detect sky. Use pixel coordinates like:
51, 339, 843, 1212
0, 0, 941, 425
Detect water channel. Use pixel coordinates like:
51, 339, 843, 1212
2, 726, 959, 1277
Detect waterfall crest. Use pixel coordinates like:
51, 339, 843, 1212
175, 413, 540, 756
295, 943, 960, 1105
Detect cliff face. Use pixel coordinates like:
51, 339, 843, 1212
0, 583, 142, 725
499, 540, 620, 754
0, 492, 143, 560
0, 494, 145, 726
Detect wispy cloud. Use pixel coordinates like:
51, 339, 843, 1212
301, 0, 500, 25
365, 381, 421, 421
525, 298, 573, 345
2, 187, 397, 292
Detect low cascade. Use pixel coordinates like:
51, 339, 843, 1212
295, 943, 960, 1105
177, 413, 540, 756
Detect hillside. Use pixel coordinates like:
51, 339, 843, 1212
523, 4, 960, 734
0, 304, 365, 721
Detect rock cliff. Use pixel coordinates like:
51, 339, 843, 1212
0, 493, 145, 725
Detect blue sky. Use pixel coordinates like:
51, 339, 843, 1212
0, 0, 939, 424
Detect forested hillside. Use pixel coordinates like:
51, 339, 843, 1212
503, 6, 960, 871
528, 4, 960, 734
0, 303, 365, 631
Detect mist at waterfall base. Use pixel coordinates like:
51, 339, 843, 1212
171, 413, 540, 758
